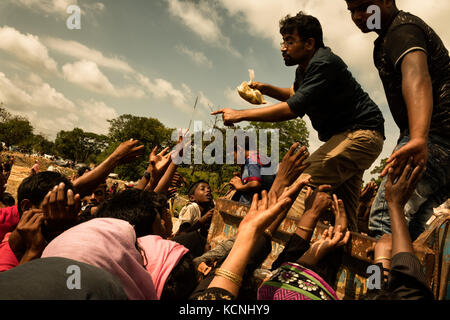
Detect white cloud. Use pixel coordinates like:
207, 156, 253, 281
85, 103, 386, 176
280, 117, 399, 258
10, 0, 105, 17
138, 74, 193, 112
166, 0, 241, 57
62, 60, 116, 94
78, 99, 118, 134
176, 45, 213, 68
0, 72, 74, 111
0, 71, 117, 137
46, 38, 135, 73
0, 26, 58, 73
62, 60, 144, 98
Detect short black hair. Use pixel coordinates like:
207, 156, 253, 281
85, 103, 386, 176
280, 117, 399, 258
95, 189, 167, 238
17, 171, 73, 216
279, 11, 325, 49
187, 180, 210, 198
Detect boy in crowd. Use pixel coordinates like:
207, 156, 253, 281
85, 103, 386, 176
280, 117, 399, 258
229, 136, 276, 205
174, 180, 214, 239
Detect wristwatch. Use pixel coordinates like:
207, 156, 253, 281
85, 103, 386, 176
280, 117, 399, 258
144, 171, 151, 180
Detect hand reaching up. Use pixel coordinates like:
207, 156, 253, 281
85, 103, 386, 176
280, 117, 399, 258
111, 139, 145, 165
270, 142, 310, 197
331, 194, 348, 233
385, 157, 426, 209
297, 225, 350, 267
304, 185, 333, 217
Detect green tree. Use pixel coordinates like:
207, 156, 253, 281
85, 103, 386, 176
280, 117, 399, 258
244, 118, 309, 159
32, 134, 55, 155
0, 116, 34, 148
54, 128, 108, 163
100, 114, 173, 181
370, 157, 388, 186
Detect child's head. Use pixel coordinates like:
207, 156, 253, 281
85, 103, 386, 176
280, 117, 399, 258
187, 180, 212, 204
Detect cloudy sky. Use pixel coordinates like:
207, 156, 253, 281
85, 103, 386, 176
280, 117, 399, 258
0, 0, 448, 182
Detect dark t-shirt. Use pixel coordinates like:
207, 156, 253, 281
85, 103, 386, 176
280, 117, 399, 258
374, 11, 450, 139
286, 47, 385, 142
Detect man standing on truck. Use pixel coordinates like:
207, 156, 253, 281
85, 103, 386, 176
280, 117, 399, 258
344, 0, 450, 240
212, 11, 385, 231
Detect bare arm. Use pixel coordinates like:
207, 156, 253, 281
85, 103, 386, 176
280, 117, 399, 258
73, 139, 144, 198
382, 51, 433, 177
249, 82, 293, 102
211, 102, 297, 126
385, 158, 426, 255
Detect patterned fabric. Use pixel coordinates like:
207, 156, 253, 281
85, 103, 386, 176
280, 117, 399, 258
258, 262, 338, 300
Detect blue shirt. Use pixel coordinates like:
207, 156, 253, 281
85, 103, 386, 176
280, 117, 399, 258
286, 47, 385, 142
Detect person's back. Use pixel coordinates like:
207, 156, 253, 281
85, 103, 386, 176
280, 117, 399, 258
288, 46, 385, 142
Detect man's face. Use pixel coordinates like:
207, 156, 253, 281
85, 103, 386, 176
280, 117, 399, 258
346, 0, 386, 33
191, 182, 212, 204
281, 30, 309, 66
83, 184, 106, 206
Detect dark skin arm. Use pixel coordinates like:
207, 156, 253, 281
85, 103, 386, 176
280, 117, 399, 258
73, 139, 144, 198
294, 185, 333, 243
382, 51, 433, 177
249, 82, 293, 102
385, 157, 426, 255
211, 102, 297, 126
229, 176, 261, 192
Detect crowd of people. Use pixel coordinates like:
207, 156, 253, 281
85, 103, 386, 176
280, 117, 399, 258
0, 0, 448, 301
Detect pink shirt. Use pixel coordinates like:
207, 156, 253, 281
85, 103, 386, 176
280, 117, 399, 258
0, 205, 19, 241
0, 232, 19, 272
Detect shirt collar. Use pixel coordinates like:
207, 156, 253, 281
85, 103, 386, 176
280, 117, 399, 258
375, 10, 401, 44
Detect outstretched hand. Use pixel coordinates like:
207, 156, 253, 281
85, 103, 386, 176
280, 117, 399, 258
360, 181, 377, 203
41, 182, 81, 232
148, 146, 172, 179
211, 108, 242, 126
270, 142, 310, 196
385, 157, 426, 209
304, 185, 333, 216
111, 139, 145, 165
381, 138, 427, 178
331, 194, 348, 233
298, 225, 350, 267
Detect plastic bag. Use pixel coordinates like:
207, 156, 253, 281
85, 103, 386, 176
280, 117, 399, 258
237, 69, 267, 105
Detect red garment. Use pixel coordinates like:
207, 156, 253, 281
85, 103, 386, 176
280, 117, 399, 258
0, 232, 19, 272
0, 205, 19, 241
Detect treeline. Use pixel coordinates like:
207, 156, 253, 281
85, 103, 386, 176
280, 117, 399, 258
0, 105, 311, 190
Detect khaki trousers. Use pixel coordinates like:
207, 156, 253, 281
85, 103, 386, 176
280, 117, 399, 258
287, 129, 384, 231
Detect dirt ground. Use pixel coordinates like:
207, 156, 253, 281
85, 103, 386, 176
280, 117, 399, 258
1, 151, 129, 200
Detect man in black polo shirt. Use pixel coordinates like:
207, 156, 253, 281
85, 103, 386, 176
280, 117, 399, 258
345, 0, 450, 240
212, 12, 385, 231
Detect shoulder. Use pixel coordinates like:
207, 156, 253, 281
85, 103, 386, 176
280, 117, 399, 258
307, 47, 344, 74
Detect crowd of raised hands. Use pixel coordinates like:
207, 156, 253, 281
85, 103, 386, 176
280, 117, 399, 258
0, 135, 433, 300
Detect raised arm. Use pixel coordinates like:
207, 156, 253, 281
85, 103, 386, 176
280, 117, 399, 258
73, 139, 144, 198
385, 157, 426, 255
